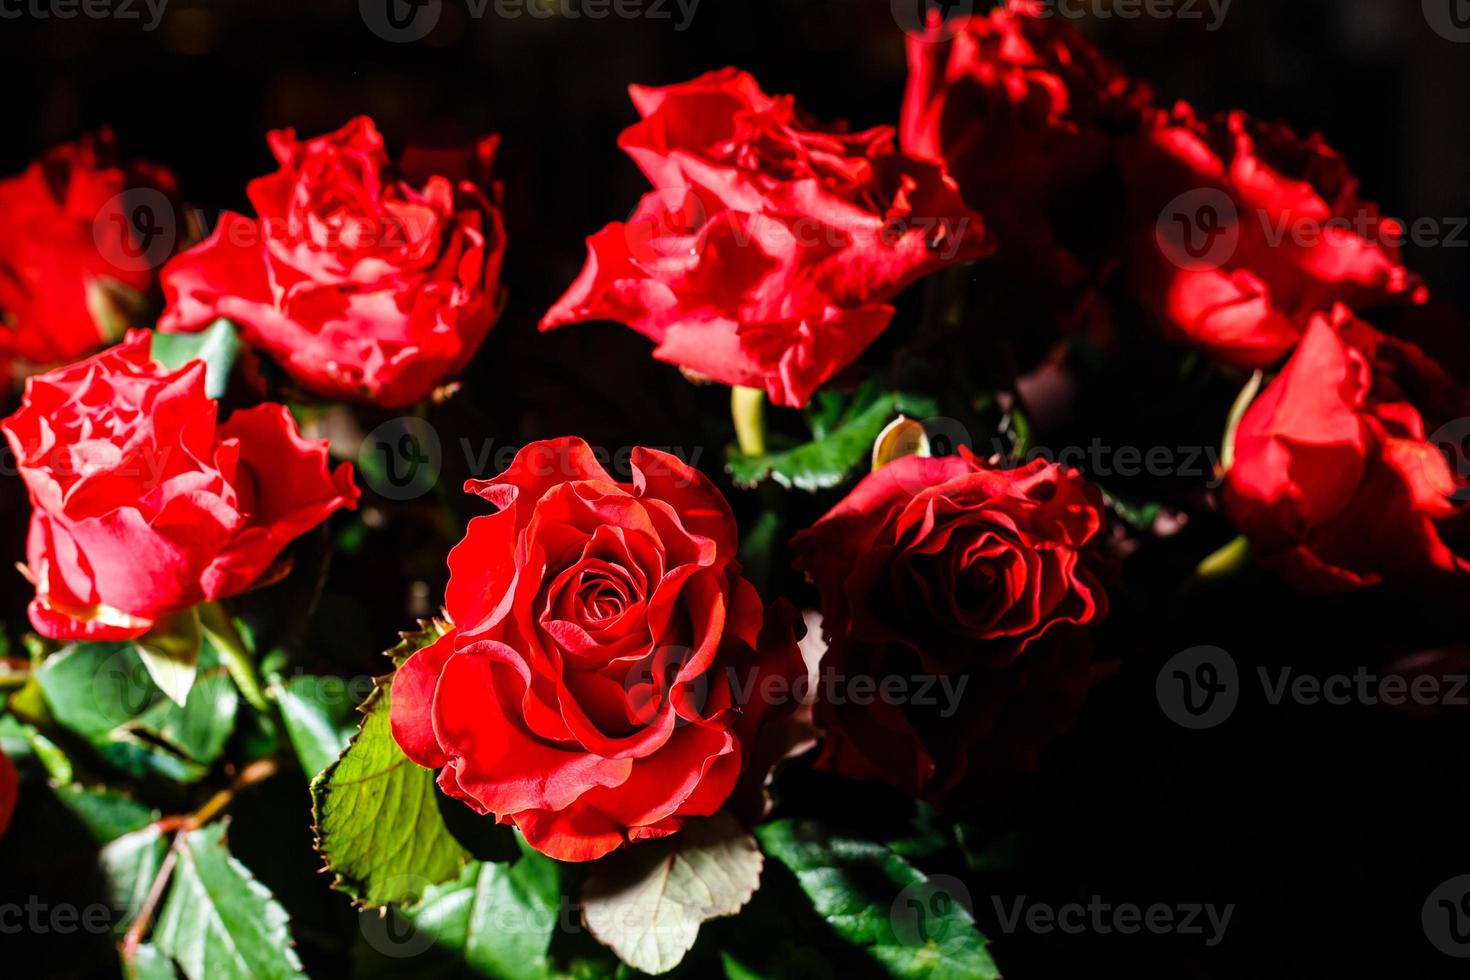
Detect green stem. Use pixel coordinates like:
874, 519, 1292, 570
731, 386, 767, 457
1220, 369, 1264, 474
199, 601, 269, 713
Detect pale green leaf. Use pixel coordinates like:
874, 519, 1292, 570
135, 609, 203, 706
583, 811, 762, 975
152, 821, 307, 980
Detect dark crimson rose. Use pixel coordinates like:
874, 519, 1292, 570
159, 117, 505, 407
1, 331, 359, 640
390, 438, 805, 861
541, 68, 990, 409
902, 0, 1152, 284
1224, 304, 1470, 590
0, 130, 179, 381
0, 745, 15, 838
1122, 104, 1425, 368
791, 451, 1109, 799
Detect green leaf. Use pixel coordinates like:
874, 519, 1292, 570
37, 641, 238, 783
359, 842, 561, 980
583, 811, 763, 975
311, 679, 470, 908
737, 509, 783, 597
755, 820, 998, 980
722, 951, 766, 980
126, 943, 181, 980
150, 319, 240, 400
385, 617, 451, 668
271, 675, 359, 780
54, 784, 159, 843
28, 729, 73, 783
728, 388, 940, 492
102, 825, 169, 938
135, 609, 203, 707
152, 821, 308, 980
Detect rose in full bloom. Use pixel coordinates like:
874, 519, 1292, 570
160, 117, 505, 407
791, 451, 1109, 799
1, 331, 359, 640
901, 0, 1152, 284
0, 130, 179, 381
389, 437, 805, 860
1224, 304, 1470, 590
540, 68, 990, 409
1122, 105, 1425, 368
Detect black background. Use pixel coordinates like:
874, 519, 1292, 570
2, 1, 1470, 978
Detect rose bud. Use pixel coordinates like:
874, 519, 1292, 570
160, 116, 505, 408
1224, 304, 1470, 590
1, 331, 359, 640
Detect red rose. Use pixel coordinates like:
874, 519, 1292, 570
0, 130, 179, 381
1224, 305, 1470, 590
902, 0, 1151, 284
0, 745, 15, 838
389, 437, 805, 861
791, 451, 1108, 798
540, 68, 990, 409
1123, 105, 1425, 367
159, 117, 505, 407
1, 331, 359, 640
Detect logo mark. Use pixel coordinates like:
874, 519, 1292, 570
93, 188, 176, 273
1427, 417, 1470, 502
1424, 875, 1470, 957
358, 875, 438, 957
622, 186, 709, 267
1155, 188, 1240, 271
360, 0, 442, 43
1425, 0, 1470, 42
891, 875, 973, 949
359, 417, 442, 501
1157, 646, 1238, 729
891, 0, 974, 41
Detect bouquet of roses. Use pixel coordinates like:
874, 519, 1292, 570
0, 3, 1464, 978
